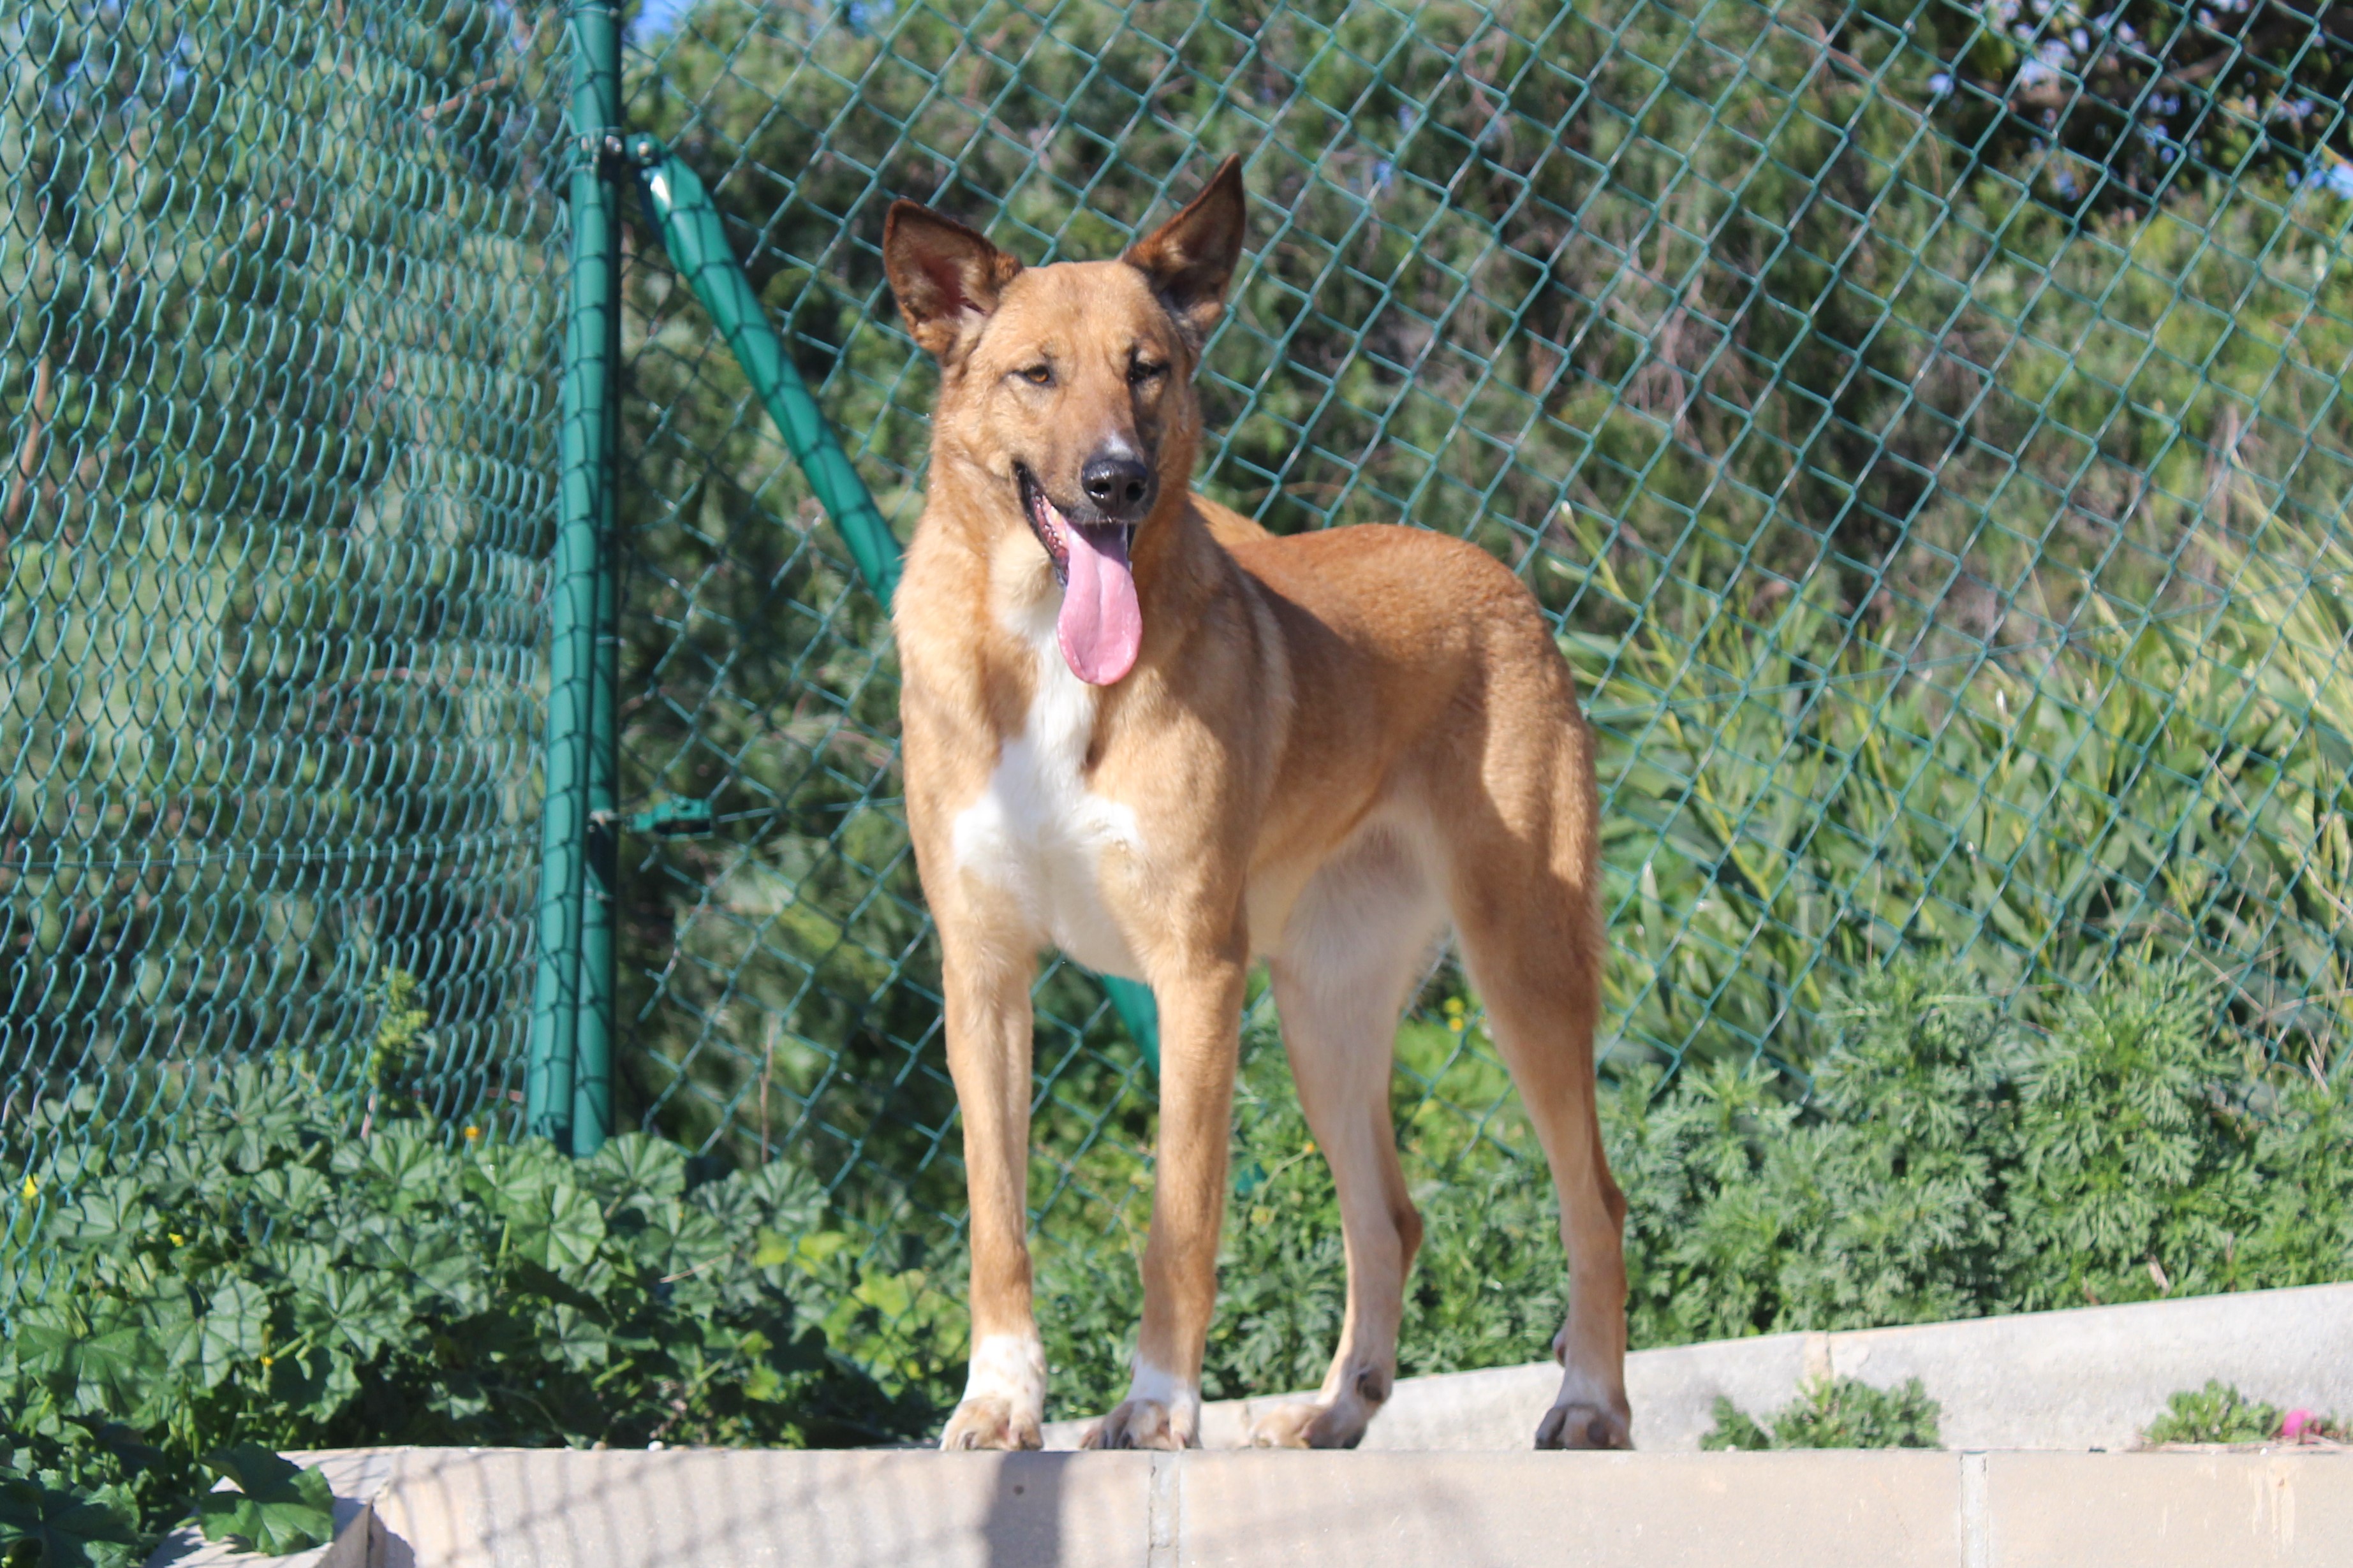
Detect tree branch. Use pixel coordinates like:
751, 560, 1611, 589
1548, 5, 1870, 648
1, 352, 54, 550
2005, 4, 2345, 117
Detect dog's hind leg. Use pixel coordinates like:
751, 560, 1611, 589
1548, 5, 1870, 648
1247, 828, 1446, 1449
1443, 731, 1633, 1449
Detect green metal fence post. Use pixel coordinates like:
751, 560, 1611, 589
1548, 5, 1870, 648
573, 480, 619, 1158
527, 0, 623, 1150
628, 137, 1161, 1071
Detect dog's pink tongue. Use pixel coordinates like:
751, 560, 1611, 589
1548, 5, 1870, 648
1058, 523, 1141, 685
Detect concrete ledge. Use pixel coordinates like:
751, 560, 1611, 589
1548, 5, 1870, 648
142, 1285, 2353, 1566
1040, 1280, 2353, 1451
154, 1447, 2352, 1567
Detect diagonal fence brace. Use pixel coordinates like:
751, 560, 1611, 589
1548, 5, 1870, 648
624, 135, 1163, 1074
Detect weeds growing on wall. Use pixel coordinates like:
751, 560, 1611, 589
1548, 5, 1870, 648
2143, 1382, 2292, 1446
1701, 1377, 1943, 1450
2142, 1383, 2349, 1446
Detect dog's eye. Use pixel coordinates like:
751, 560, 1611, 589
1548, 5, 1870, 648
1128, 360, 1167, 385
1017, 364, 1053, 386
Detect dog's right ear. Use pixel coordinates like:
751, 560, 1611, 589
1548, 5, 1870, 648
884, 202, 1022, 360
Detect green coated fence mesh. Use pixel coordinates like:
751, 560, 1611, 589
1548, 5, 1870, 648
0, 3, 564, 1298
6, 0, 2353, 1403
606, 0, 2353, 1400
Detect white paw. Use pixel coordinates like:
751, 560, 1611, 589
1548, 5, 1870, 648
1247, 1364, 1387, 1449
940, 1334, 1046, 1451
1079, 1360, 1200, 1450
1081, 1396, 1195, 1450
941, 1395, 1043, 1451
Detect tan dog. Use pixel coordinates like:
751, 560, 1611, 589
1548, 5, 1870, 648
883, 157, 1632, 1453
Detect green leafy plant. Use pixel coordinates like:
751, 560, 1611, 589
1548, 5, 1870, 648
2141, 1384, 2348, 1446
1702, 1377, 1943, 1450
1, 1058, 948, 1561
2142, 1382, 2289, 1446
192, 1448, 334, 1557
1040, 955, 2353, 1423
8, 952, 2350, 1532
0, 1458, 141, 1568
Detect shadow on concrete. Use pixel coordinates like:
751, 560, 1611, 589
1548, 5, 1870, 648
978, 1451, 1066, 1568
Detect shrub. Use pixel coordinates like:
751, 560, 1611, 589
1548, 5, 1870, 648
2143, 1382, 2286, 1446
1040, 956, 2353, 1421
6, 953, 2349, 1553
2139, 1381, 2350, 1446
1612, 959, 2353, 1344
1701, 1377, 1943, 1450
1, 1062, 942, 1560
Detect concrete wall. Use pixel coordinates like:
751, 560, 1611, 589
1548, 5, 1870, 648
158, 1445, 2353, 1568
149, 1284, 2353, 1567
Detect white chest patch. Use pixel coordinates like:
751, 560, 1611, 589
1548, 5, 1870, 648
950, 630, 1146, 980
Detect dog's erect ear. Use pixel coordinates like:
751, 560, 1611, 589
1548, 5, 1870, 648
884, 201, 1022, 359
1124, 156, 1246, 350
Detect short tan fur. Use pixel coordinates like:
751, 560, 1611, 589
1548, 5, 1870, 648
882, 158, 1632, 1453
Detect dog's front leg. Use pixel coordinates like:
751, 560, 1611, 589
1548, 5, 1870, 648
1084, 946, 1248, 1450
938, 928, 1047, 1451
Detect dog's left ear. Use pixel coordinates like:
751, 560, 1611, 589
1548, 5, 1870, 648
1125, 155, 1246, 351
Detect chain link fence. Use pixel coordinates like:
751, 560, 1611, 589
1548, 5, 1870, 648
610, 0, 2353, 1322
0, 2, 564, 1296
6, 0, 2351, 1379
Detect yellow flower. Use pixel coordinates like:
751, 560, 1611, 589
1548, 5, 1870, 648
17, 1174, 34, 1201
462, 1125, 482, 1141
170, 1233, 186, 1247
261, 1355, 275, 1368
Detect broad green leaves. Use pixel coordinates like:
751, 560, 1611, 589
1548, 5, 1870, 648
1, 1059, 914, 1562
586, 1134, 691, 1205
0, 1468, 140, 1568
154, 1280, 270, 1393
194, 1448, 336, 1558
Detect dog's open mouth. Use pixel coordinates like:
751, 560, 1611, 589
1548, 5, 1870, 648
1017, 464, 1074, 586
1017, 465, 1141, 686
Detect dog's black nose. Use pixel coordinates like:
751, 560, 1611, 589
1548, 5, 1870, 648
1081, 453, 1154, 520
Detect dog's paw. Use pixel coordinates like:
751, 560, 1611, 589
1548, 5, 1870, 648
1246, 1398, 1370, 1449
940, 1396, 1044, 1451
1533, 1400, 1633, 1451
1246, 1400, 1322, 1449
1080, 1398, 1194, 1451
